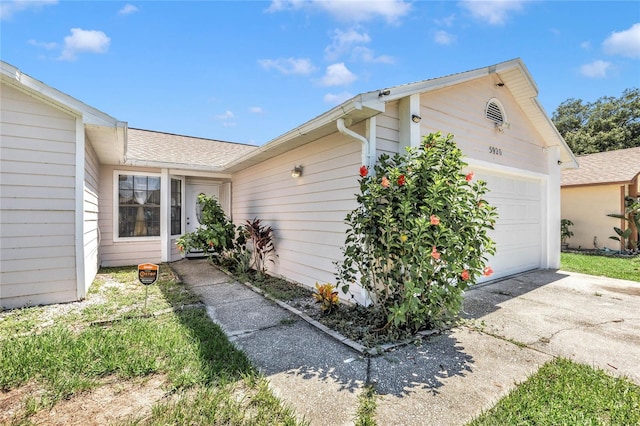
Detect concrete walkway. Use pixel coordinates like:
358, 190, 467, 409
170, 259, 640, 426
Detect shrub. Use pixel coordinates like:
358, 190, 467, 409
337, 132, 497, 332
244, 218, 277, 274
176, 194, 235, 259
313, 283, 340, 314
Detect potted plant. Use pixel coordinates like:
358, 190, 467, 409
560, 219, 574, 250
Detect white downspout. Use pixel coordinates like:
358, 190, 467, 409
337, 118, 370, 167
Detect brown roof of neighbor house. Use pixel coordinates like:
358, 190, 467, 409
125, 128, 258, 171
561, 147, 640, 187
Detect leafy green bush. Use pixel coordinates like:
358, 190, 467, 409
337, 132, 497, 332
176, 194, 235, 258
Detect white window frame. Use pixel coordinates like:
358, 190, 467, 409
170, 175, 186, 236
113, 170, 162, 242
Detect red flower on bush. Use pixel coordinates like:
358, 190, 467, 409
381, 176, 390, 188
465, 172, 474, 182
483, 266, 494, 277
431, 246, 440, 260
397, 174, 406, 186
461, 270, 470, 281
430, 215, 440, 225
359, 165, 368, 177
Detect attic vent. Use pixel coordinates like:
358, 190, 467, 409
485, 99, 505, 124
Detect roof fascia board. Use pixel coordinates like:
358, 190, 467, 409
1, 61, 120, 128
125, 158, 230, 174
223, 97, 380, 171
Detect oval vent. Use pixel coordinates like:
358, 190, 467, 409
485, 99, 505, 124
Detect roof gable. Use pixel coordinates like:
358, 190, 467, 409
561, 147, 640, 187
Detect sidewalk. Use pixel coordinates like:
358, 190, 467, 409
170, 258, 639, 426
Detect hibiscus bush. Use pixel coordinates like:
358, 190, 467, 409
337, 132, 497, 332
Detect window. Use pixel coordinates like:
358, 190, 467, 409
118, 174, 160, 238
171, 178, 182, 235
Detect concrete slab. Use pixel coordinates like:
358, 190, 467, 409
374, 327, 550, 426
235, 320, 367, 426
463, 270, 640, 384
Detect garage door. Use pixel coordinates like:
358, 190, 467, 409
473, 169, 543, 282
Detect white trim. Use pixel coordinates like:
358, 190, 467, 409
464, 157, 547, 180
75, 118, 86, 300
112, 170, 162, 243
160, 169, 169, 262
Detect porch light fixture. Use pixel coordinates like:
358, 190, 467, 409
291, 165, 303, 178
411, 114, 422, 123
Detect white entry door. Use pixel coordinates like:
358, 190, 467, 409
473, 169, 544, 282
185, 183, 219, 233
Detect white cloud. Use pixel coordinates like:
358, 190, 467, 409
319, 63, 357, 87
324, 91, 354, 105
459, 0, 527, 25
435, 14, 456, 27
0, 0, 57, 20
267, 0, 411, 24
258, 57, 316, 75
580, 60, 612, 78
580, 41, 591, 50
351, 46, 394, 63
249, 106, 264, 114
118, 4, 138, 15
325, 28, 371, 60
59, 28, 110, 61
215, 110, 235, 120
28, 39, 57, 50
602, 23, 640, 58
434, 30, 456, 45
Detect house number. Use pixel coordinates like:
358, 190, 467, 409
489, 146, 502, 156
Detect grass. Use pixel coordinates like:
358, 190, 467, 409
468, 358, 640, 425
0, 265, 303, 425
561, 252, 640, 282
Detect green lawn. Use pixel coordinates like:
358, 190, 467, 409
469, 358, 640, 425
561, 252, 640, 282
0, 265, 303, 425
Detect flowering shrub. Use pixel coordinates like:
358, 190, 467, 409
313, 283, 340, 313
337, 132, 497, 332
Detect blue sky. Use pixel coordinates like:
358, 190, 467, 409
1, 1, 639, 146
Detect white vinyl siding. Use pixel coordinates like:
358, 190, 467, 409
232, 132, 361, 289
0, 83, 78, 308
98, 165, 162, 267
375, 102, 401, 158
83, 139, 100, 294
417, 76, 548, 174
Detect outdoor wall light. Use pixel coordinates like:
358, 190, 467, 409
291, 165, 303, 178
411, 114, 422, 123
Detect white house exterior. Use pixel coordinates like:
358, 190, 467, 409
1, 61, 125, 308
227, 59, 578, 303
1, 58, 577, 309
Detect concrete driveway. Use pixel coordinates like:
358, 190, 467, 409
462, 269, 640, 385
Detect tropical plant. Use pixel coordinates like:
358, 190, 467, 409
244, 218, 277, 274
176, 194, 235, 259
312, 283, 340, 314
337, 132, 497, 332
561, 219, 574, 246
607, 196, 640, 251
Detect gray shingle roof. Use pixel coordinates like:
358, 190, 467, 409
561, 147, 640, 186
126, 128, 258, 170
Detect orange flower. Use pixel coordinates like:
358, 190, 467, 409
359, 165, 368, 177
430, 215, 440, 225
483, 266, 494, 277
465, 172, 474, 182
381, 176, 390, 188
461, 270, 470, 281
397, 174, 406, 186
431, 246, 440, 260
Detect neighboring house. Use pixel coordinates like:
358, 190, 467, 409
1, 58, 577, 309
561, 147, 640, 251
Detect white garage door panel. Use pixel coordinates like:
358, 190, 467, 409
474, 169, 543, 283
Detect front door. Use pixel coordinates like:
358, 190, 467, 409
185, 183, 219, 234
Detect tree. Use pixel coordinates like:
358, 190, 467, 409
552, 88, 640, 155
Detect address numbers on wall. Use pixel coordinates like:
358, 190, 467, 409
489, 146, 503, 156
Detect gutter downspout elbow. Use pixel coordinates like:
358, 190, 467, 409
337, 118, 370, 167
